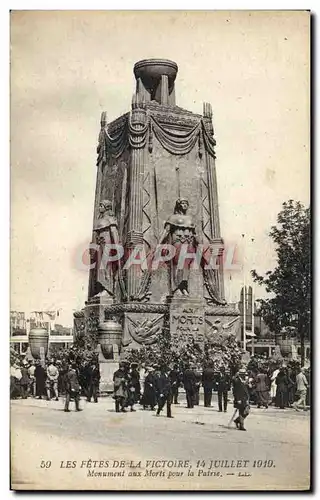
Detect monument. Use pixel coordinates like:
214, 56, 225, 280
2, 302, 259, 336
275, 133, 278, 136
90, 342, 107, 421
74, 58, 239, 372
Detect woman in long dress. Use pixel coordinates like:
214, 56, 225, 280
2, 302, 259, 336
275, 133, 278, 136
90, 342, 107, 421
270, 367, 280, 405
255, 369, 270, 408
275, 368, 289, 409
141, 368, 157, 410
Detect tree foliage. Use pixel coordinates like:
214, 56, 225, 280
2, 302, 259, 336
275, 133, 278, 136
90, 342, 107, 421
252, 200, 310, 339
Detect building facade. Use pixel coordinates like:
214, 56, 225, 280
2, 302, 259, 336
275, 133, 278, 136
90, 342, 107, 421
10, 311, 74, 355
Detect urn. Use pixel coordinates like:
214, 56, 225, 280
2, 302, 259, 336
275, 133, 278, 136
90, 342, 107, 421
98, 319, 122, 359
278, 338, 296, 357
29, 327, 49, 359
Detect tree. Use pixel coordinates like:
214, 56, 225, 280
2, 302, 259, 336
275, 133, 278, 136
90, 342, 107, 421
252, 200, 310, 366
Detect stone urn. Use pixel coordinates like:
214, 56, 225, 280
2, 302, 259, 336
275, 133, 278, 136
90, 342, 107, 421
29, 327, 49, 359
133, 59, 178, 98
278, 338, 296, 357
98, 319, 122, 359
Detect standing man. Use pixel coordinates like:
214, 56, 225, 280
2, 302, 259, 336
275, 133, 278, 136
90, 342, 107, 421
28, 361, 36, 397
79, 361, 90, 399
293, 367, 309, 411
183, 364, 196, 409
113, 362, 128, 413
202, 362, 216, 407
34, 360, 46, 399
193, 364, 202, 406
10, 363, 22, 399
217, 366, 231, 413
20, 361, 30, 399
128, 363, 141, 410
232, 368, 250, 431
156, 366, 173, 418
46, 360, 59, 401
64, 363, 82, 412
169, 364, 181, 404
87, 361, 100, 403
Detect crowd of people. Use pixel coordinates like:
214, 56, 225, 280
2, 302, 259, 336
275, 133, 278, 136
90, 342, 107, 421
112, 362, 251, 430
10, 346, 310, 431
246, 354, 311, 410
10, 353, 101, 412
111, 356, 310, 431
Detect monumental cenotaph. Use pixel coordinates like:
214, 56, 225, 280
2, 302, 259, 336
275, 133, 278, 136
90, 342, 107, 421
74, 59, 239, 367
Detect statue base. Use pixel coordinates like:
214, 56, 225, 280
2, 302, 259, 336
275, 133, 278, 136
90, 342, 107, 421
170, 296, 206, 348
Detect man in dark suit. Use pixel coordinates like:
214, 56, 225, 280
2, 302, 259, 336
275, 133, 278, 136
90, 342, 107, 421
64, 363, 82, 412
169, 365, 181, 404
217, 366, 231, 412
232, 368, 250, 431
183, 364, 196, 408
156, 366, 173, 418
34, 360, 46, 399
87, 361, 100, 403
202, 362, 216, 407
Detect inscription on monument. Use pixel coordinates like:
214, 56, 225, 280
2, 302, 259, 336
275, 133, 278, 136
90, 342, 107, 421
170, 299, 205, 345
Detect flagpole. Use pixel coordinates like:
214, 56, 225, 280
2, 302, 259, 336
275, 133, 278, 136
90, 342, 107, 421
250, 238, 255, 356
242, 234, 246, 352
251, 286, 255, 355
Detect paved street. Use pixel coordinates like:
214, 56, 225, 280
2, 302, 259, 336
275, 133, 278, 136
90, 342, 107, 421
11, 395, 310, 491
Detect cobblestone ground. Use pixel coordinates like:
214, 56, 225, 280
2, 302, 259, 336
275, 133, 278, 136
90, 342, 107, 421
11, 394, 310, 491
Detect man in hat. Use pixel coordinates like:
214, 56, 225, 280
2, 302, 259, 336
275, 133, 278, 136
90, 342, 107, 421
87, 360, 101, 403
46, 359, 59, 401
293, 367, 309, 411
169, 364, 181, 405
202, 362, 216, 408
20, 360, 30, 399
183, 364, 196, 409
127, 363, 141, 411
64, 363, 82, 412
156, 366, 173, 418
28, 361, 36, 397
10, 362, 22, 399
217, 366, 231, 413
232, 368, 250, 431
34, 359, 46, 399
113, 362, 128, 412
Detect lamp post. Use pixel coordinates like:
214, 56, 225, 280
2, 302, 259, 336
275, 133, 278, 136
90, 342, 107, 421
251, 287, 255, 356
242, 234, 247, 352
241, 234, 255, 354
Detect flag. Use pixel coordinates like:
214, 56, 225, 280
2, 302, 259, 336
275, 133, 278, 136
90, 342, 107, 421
45, 311, 56, 321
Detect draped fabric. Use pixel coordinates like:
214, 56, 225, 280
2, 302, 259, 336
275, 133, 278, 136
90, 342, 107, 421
128, 119, 148, 149
97, 111, 216, 161
104, 121, 129, 159
150, 116, 201, 156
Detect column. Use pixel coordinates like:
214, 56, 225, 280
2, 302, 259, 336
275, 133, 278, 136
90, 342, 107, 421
203, 102, 225, 301
160, 74, 169, 105
126, 95, 147, 299
88, 112, 107, 299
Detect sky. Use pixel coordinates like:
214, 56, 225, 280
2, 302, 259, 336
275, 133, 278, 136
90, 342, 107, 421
10, 10, 310, 326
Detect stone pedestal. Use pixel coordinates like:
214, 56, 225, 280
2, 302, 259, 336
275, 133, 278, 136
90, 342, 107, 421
95, 344, 119, 393
170, 297, 206, 347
